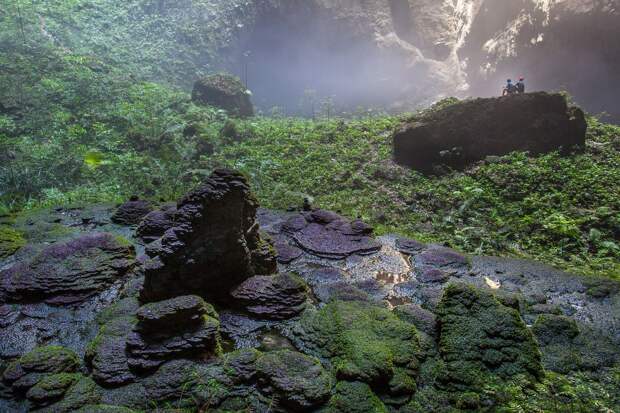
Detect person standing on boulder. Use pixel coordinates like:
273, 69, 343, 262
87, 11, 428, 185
516, 77, 525, 94
502, 79, 517, 96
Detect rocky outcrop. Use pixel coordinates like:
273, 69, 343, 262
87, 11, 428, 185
126, 296, 221, 372
231, 273, 309, 320
0, 233, 135, 305
2, 346, 80, 395
283, 209, 381, 259
140, 169, 276, 302
436, 283, 543, 392
135, 203, 176, 243
192, 74, 253, 117
393, 93, 587, 173
255, 350, 332, 411
292, 300, 421, 389
111, 198, 152, 226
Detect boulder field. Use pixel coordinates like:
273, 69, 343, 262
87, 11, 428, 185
0, 170, 618, 412
393, 93, 587, 174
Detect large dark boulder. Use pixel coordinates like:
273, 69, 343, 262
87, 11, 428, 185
393, 93, 587, 173
191, 73, 254, 118
230, 273, 309, 320
126, 296, 221, 372
140, 169, 276, 302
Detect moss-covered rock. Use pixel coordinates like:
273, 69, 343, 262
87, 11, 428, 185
436, 284, 543, 393
3, 346, 80, 389
532, 314, 579, 346
39, 375, 101, 413
325, 381, 388, 413
255, 349, 332, 411
292, 300, 422, 388
0, 226, 25, 259
26, 372, 81, 406
192, 73, 254, 118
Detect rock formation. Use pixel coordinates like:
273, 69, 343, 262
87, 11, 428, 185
282, 209, 381, 259
231, 273, 309, 320
111, 197, 153, 226
140, 169, 277, 302
393, 93, 587, 173
192, 73, 254, 117
126, 296, 221, 372
0, 233, 136, 305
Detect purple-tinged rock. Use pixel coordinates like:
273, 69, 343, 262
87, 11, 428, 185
283, 210, 381, 260
140, 169, 276, 302
135, 203, 177, 243
395, 237, 426, 255
231, 273, 309, 320
0, 233, 135, 305
111, 198, 153, 226
275, 241, 303, 264
417, 246, 469, 269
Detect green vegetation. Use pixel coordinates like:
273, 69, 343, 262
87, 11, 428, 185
0, 226, 25, 258
2, 2, 618, 277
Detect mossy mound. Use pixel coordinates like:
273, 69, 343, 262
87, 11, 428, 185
326, 381, 388, 413
0, 226, 25, 259
292, 300, 422, 389
255, 349, 332, 410
192, 73, 254, 118
436, 284, 544, 393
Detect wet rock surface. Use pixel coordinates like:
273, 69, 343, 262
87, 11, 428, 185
141, 169, 276, 302
393, 93, 587, 173
126, 296, 221, 372
111, 198, 153, 226
0, 233, 136, 305
1, 182, 619, 412
282, 209, 381, 259
231, 273, 309, 320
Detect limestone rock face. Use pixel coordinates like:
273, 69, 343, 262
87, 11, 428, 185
231, 273, 309, 320
111, 198, 153, 226
126, 296, 221, 372
0, 233, 136, 305
283, 209, 381, 259
140, 169, 276, 302
192, 74, 253, 117
393, 93, 587, 173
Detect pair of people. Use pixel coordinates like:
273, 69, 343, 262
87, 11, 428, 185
503, 77, 525, 96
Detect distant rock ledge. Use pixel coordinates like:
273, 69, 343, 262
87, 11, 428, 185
393, 92, 587, 174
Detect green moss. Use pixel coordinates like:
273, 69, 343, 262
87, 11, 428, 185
17, 345, 80, 375
0, 226, 25, 258
436, 284, 543, 395
326, 381, 388, 413
532, 314, 579, 346
293, 300, 422, 389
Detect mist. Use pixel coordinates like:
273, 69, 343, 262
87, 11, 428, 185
222, 0, 620, 121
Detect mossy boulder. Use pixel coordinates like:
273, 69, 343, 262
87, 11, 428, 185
38, 375, 101, 413
3, 346, 80, 392
292, 300, 422, 389
436, 284, 543, 393
255, 349, 332, 411
532, 314, 579, 346
192, 73, 253, 117
393, 92, 587, 173
26, 372, 81, 406
326, 381, 388, 413
0, 226, 25, 259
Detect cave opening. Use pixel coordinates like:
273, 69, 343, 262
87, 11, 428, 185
232, 5, 414, 116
